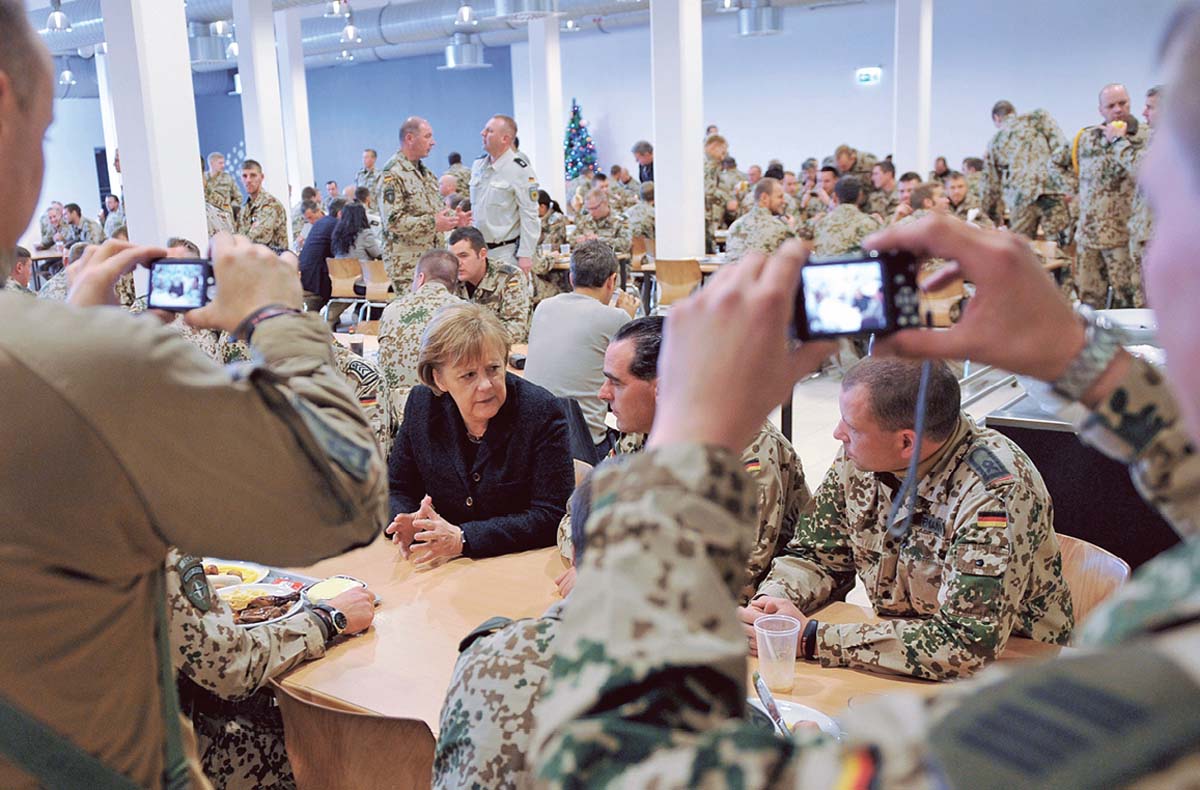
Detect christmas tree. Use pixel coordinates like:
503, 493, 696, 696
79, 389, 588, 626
563, 98, 598, 180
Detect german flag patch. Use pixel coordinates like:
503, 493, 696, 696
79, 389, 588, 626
744, 459, 762, 474
978, 511, 1008, 529
834, 747, 878, 790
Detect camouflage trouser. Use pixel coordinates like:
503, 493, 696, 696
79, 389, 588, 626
1008, 195, 1069, 239
1129, 238, 1149, 308
1077, 245, 1144, 309
194, 708, 295, 790
384, 250, 420, 293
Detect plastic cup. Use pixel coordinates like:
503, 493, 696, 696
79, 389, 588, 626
559, 243, 571, 255
541, 243, 554, 256
755, 614, 800, 692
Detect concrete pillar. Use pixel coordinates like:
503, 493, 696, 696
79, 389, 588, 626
276, 8, 315, 202
892, 0, 933, 176
649, 0, 705, 260
526, 17, 565, 205
233, 0, 291, 208
100, 0, 206, 247
93, 51, 122, 199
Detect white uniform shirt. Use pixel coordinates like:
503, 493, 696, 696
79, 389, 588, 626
469, 147, 541, 260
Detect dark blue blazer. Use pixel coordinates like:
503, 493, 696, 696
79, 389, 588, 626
299, 214, 338, 299
388, 373, 574, 558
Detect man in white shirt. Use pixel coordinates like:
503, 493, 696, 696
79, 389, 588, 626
524, 240, 635, 458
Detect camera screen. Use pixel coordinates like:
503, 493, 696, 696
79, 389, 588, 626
802, 260, 887, 335
148, 263, 208, 310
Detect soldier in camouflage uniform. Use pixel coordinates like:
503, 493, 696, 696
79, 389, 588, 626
532, 191, 570, 305
61, 203, 105, 246
379, 118, 464, 292
450, 226, 530, 343
1111, 86, 1160, 306
625, 182, 655, 243
377, 251, 464, 429
796, 166, 837, 241
205, 152, 241, 219
812, 177, 882, 256
330, 338, 395, 458
573, 191, 631, 257
704, 136, 732, 240
234, 160, 288, 249
946, 171, 995, 228
354, 148, 381, 198
207, 203, 234, 238
445, 153, 472, 199
1051, 84, 1148, 308
725, 177, 796, 263
981, 102, 1070, 239
834, 144, 879, 199
866, 161, 900, 218
36, 201, 65, 250
3, 248, 34, 296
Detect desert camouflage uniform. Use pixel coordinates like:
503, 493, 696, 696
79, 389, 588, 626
331, 340, 395, 457
457, 259, 531, 344
704, 159, 731, 237
166, 547, 327, 790
724, 206, 796, 262
207, 204, 234, 238
573, 210, 631, 257
63, 217, 105, 246
3, 278, 34, 297
433, 600, 566, 790
981, 109, 1069, 237
840, 150, 879, 199
532, 210, 570, 305
811, 203, 882, 256
35, 269, 69, 302
719, 168, 749, 196
355, 166, 381, 198
795, 190, 831, 241
378, 154, 443, 293
1051, 124, 1148, 308
531, 354, 1200, 787
625, 202, 655, 242
756, 414, 1073, 680
565, 174, 593, 213
446, 162, 472, 199
949, 195, 996, 229
966, 171, 987, 207
204, 171, 240, 218
605, 186, 637, 214
377, 282, 462, 428
866, 188, 899, 219
38, 212, 65, 249
168, 319, 249, 365
289, 202, 307, 248
1113, 132, 1153, 302
235, 190, 288, 250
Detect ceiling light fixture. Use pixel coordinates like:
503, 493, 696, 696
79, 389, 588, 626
58, 58, 76, 86
324, 1, 351, 19
714, 0, 739, 12
47, 0, 72, 32
340, 15, 362, 44
336, 49, 356, 63
209, 20, 233, 37
561, 18, 581, 32
455, 2, 478, 27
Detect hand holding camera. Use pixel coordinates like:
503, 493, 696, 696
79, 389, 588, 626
184, 233, 302, 333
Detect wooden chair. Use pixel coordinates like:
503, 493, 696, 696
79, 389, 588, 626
573, 459, 593, 487
654, 259, 703, 310
358, 259, 397, 322
324, 258, 366, 325
1057, 534, 1131, 624
271, 681, 435, 790
631, 236, 647, 272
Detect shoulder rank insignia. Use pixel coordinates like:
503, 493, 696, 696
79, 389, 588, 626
966, 446, 1014, 486
514, 156, 529, 168
383, 187, 395, 205
176, 554, 212, 612
474, 152, 488, 160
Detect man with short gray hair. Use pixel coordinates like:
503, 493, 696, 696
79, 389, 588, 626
205, 151, 241, 219
631, 140, 654, 183
574, 190, 631, 257
471, 114, 541, 275
525, 240, 634, 455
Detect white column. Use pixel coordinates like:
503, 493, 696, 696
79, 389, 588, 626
276, 8, 315, 201
527, 18, 565, 205
233, 0, 291, 207
650, 0, 705, 260
892, 0, 933, 176
93, 51, 122, 199
101, 0, 206, 247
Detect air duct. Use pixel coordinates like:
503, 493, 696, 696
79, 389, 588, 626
493, 0, 558, 22
438, 33, 492, 69
738, 0, 782, 35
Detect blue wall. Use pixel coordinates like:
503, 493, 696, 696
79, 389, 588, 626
306, 46, 514, 186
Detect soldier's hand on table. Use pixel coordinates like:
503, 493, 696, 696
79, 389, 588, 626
326, 587, 376, 635
866, 214, 1086, 381
648, 241, 836, 455
554, 565, 577, 597
385, 494, 433, 557
187, 233, 302, 333
67, 240, 169, 308
517, 256, 534, 273
739, 597, 806, 656
434, 209, 459, 233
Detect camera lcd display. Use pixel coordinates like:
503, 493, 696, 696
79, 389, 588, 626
148, 263, 208, 310
801, 260, 887, 335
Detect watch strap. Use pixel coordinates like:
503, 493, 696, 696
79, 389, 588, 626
1051, 307, 1125, 401
802, 619, 820, 661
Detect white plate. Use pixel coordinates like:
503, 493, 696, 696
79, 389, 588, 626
747, 698, 842, 739
202, 558, 269, 585
217, 583, 303, 628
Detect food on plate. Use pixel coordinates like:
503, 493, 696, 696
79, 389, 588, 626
202, 559, 269, 585
218, 584, 301, 626
305, 576, 366, 603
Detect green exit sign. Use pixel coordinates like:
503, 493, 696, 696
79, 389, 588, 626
856, 67, 882, 86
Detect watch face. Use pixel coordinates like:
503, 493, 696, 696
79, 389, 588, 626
332, 611, 349, 631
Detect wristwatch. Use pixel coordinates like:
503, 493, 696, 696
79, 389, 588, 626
312, 603, 348, 641
1050, 306, 1126, 401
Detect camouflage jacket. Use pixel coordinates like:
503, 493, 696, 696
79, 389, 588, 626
1112, 132, 1154, 247
704, 159, 730, 226
235, 189, 288, 249
35, 269, 69, 302
812, 204, 882, 256
355, 167, 381, 197
625, 202, 655, 241
538, 210, 569, 250
949, 195, 995, 228
446, 162, 472, 198
982, 109, 1068, 214
377, 283, 463, 427
725, 206, 796, 262
63, 217, 105, 246
204, 170, 240, 216
1051, 123, 1148, 248
865, 188, 899, 219
796, 190, 831, 240
757, 415, 1074, 680
843, 150, 879, 197
605, 186, 637, 214
3, 278, 34, 297
206, 203, 234, 238
434, 600, 566, 790
331, 340, 395, 458
379, 155, 443, 264
38, 212, 65, 249
457, 260, 531, 344
573, 211, 632, 256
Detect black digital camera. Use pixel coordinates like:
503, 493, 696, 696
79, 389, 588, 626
793, 250, 922, 340
146, 258, 215, 312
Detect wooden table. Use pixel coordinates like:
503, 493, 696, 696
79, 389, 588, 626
29, 249, 65, 290
281, 541, 1067, 729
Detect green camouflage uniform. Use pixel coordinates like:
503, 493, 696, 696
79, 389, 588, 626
573, 211, 632, 257
865, 187, 899, 219
235, 189, 288, 250
330, 340, 395, 458
725, 206, 796, 263
433, 600, 566, 790
812, 204, 882, 256
1112, 132, 1154, 296
1051, 124, 1148, 309
757, 415, 1073, 680
981, 109, 1069, 237
626, 202, 655, 242
446, 162, 472, 199
457, 260, 531, 344
531, 356, 1200, 788
377, 282, 463, 428
378, 154, 443, 293
204, 171, 241, 218
167, 547, 326, 790
533, 210, 570, 306
355, 166, 381, 198
63, 217, 105, 246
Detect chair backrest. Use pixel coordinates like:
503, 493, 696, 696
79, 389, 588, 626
327, 258, 363, 299
631, 236, 647, 271
655, 259, 703, 306
271, 680, 435, 790
557, 396, 600, 465
1057, 534, 1131, 624
359, 259, 395, 302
